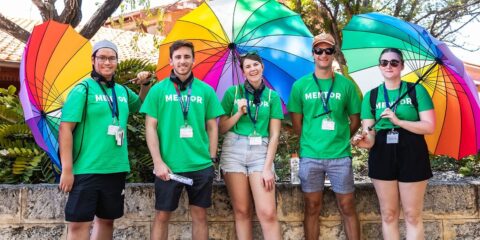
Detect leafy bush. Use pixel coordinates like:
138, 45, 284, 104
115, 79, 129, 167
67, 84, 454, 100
0, 86, 55, 183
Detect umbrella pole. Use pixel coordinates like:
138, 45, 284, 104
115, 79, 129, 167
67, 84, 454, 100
368, 61, 439, 131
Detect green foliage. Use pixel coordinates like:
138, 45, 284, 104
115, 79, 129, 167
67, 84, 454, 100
274, 120, 299, 181
431, 154, 480, 177
115, 58, 156, 182
0, 86, 55, 183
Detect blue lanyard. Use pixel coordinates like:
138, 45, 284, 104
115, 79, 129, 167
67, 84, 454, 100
245, 87, 260, 129
383, 81, 403, 112
97, 82, 119, 120
174, 82, 192, 124
313, 73, 334, 115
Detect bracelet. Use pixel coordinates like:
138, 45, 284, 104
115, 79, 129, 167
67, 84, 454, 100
210, 157, 219, 163
142, 80, 151, 86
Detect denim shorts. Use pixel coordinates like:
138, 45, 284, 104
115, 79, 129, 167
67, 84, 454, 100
299, 157, 354, 194
220, 132, 273, 175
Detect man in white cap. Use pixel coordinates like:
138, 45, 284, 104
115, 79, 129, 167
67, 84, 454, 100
58, 40, 152, 240
287, 33, 361, 240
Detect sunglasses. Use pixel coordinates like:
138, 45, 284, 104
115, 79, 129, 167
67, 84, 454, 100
379, 59, 401, 67
239, 51, 259, 57
312, 47, 335, 55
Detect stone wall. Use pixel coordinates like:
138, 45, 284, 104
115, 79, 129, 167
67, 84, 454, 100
0, 182, 479, 239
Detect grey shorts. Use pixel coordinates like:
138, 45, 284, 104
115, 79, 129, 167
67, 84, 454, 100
220, 132, 273, 175
299, 157, 354, 194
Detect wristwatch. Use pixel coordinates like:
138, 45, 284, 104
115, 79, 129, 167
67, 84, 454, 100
210, 157, 219, 163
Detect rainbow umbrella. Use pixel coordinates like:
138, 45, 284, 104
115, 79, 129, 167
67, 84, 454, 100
156, 0, 313, 104
19, 20, 92, 169
342, 12, 480, 159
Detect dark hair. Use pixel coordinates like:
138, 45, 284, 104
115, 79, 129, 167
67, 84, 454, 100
239, 52, 263, 69
169, 40, 195, 59
379, 48, 404, 63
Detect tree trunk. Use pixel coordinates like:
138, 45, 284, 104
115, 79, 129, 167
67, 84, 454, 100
0, 14, 30, 43
79, 0, 122, 39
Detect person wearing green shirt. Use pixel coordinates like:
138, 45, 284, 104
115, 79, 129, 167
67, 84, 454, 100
141, 40, 224, 240
58, 40, 152, 240
218, 52, 283, 239
352, 48, 435, 239
287, 33, 361, 240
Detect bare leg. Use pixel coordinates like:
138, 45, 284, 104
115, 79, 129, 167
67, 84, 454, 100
67, 221, 91, 240
151, 211, 171, 240
303, 192, 323, 240
91, 217, 114, 240
249, 173, 281, 240
335, 193, 360, 240
224, 172, 254, 240
399, 180, 428, 240
372, 179, 401, 240
190, 205, 209, 240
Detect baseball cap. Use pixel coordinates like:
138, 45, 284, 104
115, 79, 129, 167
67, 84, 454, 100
312, 33, 336, 48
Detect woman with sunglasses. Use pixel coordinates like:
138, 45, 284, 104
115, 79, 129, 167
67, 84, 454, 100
352, 48, 435, 240
219, 52, 283, 239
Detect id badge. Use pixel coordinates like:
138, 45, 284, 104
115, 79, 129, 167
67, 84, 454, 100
107, 125, 119, 135
115, 128, 124, 146
386, 130, 399, 144
321, 118, 335, 131
248, 132, 262, 146
180, 125, 193, 138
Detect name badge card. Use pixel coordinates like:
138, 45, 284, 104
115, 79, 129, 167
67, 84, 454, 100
248, 131, 262, 145
386, 130, 399, 144
321, 118, 335, 131
107, 125, 120, 135
115, 128, 124, 146
180, 125, 193, 138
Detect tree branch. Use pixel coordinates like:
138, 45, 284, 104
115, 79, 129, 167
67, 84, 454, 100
59, 0, 82, 27
32, 0, 59, 21
393, 0, 404, 17
79, 0, 122, 39
0, 14, 30, 43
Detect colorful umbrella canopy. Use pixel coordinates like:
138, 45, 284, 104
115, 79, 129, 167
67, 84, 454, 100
19, 20, 92, 169
156, 0, 314, 104
342, 12, 480, 159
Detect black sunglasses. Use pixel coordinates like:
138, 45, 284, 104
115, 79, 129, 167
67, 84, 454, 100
312, 47, 335, 55
379, 59, 401, 67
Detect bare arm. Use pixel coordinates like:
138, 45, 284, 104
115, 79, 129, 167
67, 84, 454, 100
218, 99, 247, 134
262, 118, 281, 191
351, 119, 376, 149
58, 121, 77, 192
135, 71, 153, 102
290, 112, 303, 137
381, 109, 436, 135
349, 113, 361, 137
206, 118, 219, 158
146, 115, 171, 180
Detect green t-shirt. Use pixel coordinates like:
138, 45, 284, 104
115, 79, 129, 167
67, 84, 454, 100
61, 78, 142, 174
360, 81, 434, 130
287, 73, 361, 159
140, 78, 225, 173
221, 85, 284, 137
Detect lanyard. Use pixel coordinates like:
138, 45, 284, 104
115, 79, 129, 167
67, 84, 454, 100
313, 73, 334, 116
97, 81, 119, 120
174, 82, 192, 124
383, 81, 403, 112
245, 87, 260, 130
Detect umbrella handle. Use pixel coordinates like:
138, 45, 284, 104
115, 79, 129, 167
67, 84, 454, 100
123, 72, 154, 85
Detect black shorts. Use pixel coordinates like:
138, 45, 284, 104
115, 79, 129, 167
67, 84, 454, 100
368, 128, 432, 182
65, 172, 127, 222
155, 166, 214, 211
